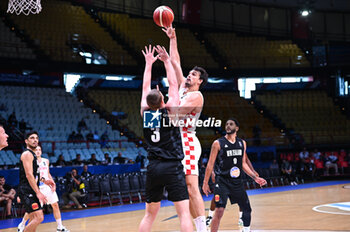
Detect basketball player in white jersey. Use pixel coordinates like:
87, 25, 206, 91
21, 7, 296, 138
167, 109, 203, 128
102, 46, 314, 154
163, 26, 208, 232
18, 146, 70, 232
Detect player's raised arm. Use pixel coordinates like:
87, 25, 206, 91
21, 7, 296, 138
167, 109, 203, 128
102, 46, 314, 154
155, 45, 179, 115
140, 45, 158, 116
242, 141, 266, 187
202, 140, 220, 196
163, 26, 185, 89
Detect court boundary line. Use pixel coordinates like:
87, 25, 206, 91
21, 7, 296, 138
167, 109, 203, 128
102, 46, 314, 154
1, 180, 350, 229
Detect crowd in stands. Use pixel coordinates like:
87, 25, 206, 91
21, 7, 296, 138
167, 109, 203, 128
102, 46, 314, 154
278, 148, 350, 183
55, 152, 146, 167
67, 118, 111, 147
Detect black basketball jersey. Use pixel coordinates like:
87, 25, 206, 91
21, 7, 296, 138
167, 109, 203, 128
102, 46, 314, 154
19, 149, 40, 189
143, 108, 184, 161
214, 136, 244, 180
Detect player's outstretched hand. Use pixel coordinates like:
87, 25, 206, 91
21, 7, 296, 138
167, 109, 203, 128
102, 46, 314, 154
254, 177, 267, 187
155, 45, 170, 63
162, 25, 176, 39
202, 182, 211, 197
142, 45, 158, 64
37, 191, 48, 205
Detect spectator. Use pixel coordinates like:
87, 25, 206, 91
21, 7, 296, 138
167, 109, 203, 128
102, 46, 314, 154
101, 153, 111, 165
313, 149, 321, 160
269, 159, 279, 170
135, 152, 146, 168
200, 153, 209, 169
72, 154, 84, 166
100, 131, 109, 148
86, 131, 94, 142
75, 131, 84, 142
299, 147, 310, 172
8, 111, 18, 128
56, 155, 67, 166
88, 153, 100, 165
113, 152, 126, 164
81, 165, 92, 178
19, 119, 27, 133
281, 160, 297, 185
67, 131, 76, 143
324, 152, 339, 175
0, 176, 16, 218
77, 118, 88, 131
93, 131, 99, 141
62, 169, 85, 209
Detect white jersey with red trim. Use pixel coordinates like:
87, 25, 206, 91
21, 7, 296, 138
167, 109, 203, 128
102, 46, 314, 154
179, 87, 203, 176
38, 158, 50, 187
37, 157, 59, 204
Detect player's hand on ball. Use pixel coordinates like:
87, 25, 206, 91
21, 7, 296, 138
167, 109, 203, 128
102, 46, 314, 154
142, 45, 158, 64
155, 45, 170, 62
202, 182, 211, 196
162, 25, 176, 39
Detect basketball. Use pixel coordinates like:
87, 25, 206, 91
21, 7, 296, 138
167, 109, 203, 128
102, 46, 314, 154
153, 6, 174, 28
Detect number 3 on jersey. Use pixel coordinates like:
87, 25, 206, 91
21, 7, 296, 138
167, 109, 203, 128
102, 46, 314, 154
151, 128, 160, 143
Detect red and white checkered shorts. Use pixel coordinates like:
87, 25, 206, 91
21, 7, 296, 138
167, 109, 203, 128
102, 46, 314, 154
181, 131, 202, 176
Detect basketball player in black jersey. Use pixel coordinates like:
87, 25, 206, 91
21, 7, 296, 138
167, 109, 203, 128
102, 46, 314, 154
0, 124, 9, 150
138, 45, 193, 232
18, 131, 54, 232
202, 118, 267, 232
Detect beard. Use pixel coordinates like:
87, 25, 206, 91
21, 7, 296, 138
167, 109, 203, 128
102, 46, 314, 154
27, 144, 37, 150
226, 129, 236, 134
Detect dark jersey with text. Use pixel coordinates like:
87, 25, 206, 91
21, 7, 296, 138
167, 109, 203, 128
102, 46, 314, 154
143, 108, 184, 161
214, 137, 244, 181
19, 149, 40, 189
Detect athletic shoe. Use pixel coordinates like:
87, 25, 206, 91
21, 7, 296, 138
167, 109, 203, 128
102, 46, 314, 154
57, 226, 70, 232
206, 216, 212, 226
238, 218, 243, 227
17, 223, 25, 232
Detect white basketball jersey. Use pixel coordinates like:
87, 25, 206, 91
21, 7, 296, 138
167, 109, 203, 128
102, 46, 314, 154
37, 158, 49, 187
179, 87, 203, 134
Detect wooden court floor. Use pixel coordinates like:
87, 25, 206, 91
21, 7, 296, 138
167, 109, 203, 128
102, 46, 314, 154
2, 183, 350, 231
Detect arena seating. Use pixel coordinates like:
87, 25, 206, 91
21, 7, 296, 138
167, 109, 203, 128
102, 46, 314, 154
0, 85, 147, 165
98, 12, 219, 69
206, 32, 310, 68
202, 92, 286, 146
255, 90, 350, 144
0, 20, 36, 59
7, 0, 136, 65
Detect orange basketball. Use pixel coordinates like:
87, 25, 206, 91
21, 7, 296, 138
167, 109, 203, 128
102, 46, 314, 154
153, 6, 174, 28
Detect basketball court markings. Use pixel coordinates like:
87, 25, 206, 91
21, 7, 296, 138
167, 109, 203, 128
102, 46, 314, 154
1, 180, 350, 230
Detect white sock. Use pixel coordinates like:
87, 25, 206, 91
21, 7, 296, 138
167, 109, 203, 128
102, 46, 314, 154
21, 217, 27, 225
243, 226, 250, 232
194, 216, 207, 232
56, 218, 63, 229
239, 211, 243, 219
208, 209, 215, 217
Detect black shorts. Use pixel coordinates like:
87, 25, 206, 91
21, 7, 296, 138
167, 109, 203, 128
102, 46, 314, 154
18, 186, 42, 213
214, 176, 251, 211
146, 159, 189, 203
